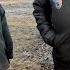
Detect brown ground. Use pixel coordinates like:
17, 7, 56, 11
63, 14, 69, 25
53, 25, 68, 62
1, 0, 53, 70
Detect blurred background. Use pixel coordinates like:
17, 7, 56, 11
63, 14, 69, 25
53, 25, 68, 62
1, 0, 53, 70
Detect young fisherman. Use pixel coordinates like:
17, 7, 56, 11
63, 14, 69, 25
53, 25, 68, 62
33, 0, 70, 70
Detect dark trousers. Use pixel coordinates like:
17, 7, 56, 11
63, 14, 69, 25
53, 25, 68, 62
52, 48, 70, 70
53, 61, 70, 70
53, 59, 70, 70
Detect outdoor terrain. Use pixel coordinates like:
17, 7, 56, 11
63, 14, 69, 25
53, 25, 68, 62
1, 0, 53, 70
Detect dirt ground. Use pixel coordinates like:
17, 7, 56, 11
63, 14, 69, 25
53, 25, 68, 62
1, 0, 53, 70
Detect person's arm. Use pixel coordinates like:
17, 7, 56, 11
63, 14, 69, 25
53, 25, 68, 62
33, 0, 55, 45
1, 6, 13, 59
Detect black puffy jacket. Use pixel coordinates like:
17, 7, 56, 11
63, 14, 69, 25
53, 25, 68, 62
33, 0, 70, 63
33, 0, 55, 46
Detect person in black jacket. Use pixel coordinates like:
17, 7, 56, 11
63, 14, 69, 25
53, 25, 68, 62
33, 0, 70, 70
0, 5, 13, 70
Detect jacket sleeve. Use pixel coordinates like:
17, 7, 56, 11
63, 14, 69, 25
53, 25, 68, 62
1, 7, 13, 59
33, 0, 55, 45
